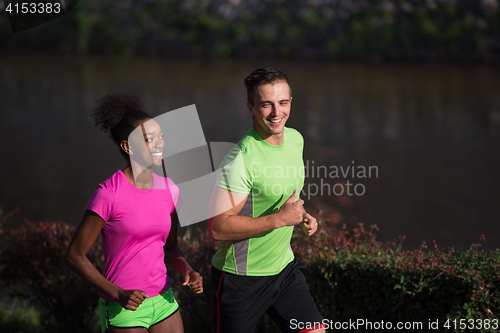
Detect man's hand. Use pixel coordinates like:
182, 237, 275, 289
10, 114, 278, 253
117, 289, 148, 311
301, 212, 318, 236
183, 268, 203, 294
278, 190, 305, 227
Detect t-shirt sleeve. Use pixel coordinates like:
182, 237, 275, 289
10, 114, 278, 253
167, 178, 183, 213
216, 145, 253, 194
85, 184, 115, 222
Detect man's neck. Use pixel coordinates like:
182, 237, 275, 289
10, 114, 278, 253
253, 124, 284, 146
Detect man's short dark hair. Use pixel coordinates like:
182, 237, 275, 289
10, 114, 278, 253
244, 67, 292, 104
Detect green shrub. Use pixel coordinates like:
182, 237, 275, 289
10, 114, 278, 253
169, 225, 217, 331
1, 208, 498, 332
1, 0, 499, 61
292, 222, 500, 333
0, 299, 40, 333
0, 210, 102, 333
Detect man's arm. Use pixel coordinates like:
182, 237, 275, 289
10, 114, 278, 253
300, 212, 318, 236
209, 188, 305, 241
296, 195, 319, 236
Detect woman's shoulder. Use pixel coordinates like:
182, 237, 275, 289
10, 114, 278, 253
96, 170, 125, 191
152, 173, 182, 210
85, 171, 125, 218
152, 172, 177, 188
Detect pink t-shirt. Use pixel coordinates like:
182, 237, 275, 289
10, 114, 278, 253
85, 170, 180, 302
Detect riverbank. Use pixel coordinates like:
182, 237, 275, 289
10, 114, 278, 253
1, 0, 499, 62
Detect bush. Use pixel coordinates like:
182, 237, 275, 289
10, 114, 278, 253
1, 0, 499, 61
0, 299, 40, 333
170, 225, 217, 331
292, 222, 500, 333
0, 210, 103, 333
1, 208, 499, 333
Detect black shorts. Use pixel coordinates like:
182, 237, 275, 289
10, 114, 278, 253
212, 259, 325, 333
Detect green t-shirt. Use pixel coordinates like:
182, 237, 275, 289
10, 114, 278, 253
211, 127, 305, 276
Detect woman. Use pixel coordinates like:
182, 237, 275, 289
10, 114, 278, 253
66, 92, 203, 333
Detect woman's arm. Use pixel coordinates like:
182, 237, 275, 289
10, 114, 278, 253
164, 211, 203, 294
65, 210, 148, 310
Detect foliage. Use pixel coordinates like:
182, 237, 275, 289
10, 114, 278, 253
169, 225, 218, 332
292, 220, 500, 333
0, 209, 102, 333
1, 207, 499, 332
1, 0, 499, 61
0, 299, 40, 333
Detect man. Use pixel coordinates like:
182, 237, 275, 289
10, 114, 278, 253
209, 67, 326, 333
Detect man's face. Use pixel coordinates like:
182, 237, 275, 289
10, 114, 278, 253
247, 80, 292, 142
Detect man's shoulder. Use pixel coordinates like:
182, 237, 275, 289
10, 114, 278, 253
237, 127, 258, 147
284, 127, 304, 147
284, 127, 303, 140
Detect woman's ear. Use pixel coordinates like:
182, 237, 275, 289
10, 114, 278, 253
120, 140, 132, 155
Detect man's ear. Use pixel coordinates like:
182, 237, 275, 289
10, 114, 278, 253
247, 102, 254, 116
120, 140, 132, 155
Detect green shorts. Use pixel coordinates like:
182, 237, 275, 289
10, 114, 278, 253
99, 288, 179, 333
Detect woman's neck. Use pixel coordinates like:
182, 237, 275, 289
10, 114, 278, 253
122, 163, 154, 190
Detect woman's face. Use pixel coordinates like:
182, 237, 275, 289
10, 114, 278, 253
128, 118, 164, 167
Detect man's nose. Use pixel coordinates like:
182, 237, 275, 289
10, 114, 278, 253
271, 103, 281, 116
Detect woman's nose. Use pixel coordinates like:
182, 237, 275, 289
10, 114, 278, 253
155, 138, 163, 148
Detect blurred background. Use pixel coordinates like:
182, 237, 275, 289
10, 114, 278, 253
1, 0, 499, 252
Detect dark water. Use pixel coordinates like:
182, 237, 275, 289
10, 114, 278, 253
1, 55, 499, 251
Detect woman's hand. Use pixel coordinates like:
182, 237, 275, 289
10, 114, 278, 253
117, 289, 149, 311
183, 269, 203, 294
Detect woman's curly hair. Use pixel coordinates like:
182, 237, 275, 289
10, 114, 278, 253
90, 91, 151, 160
